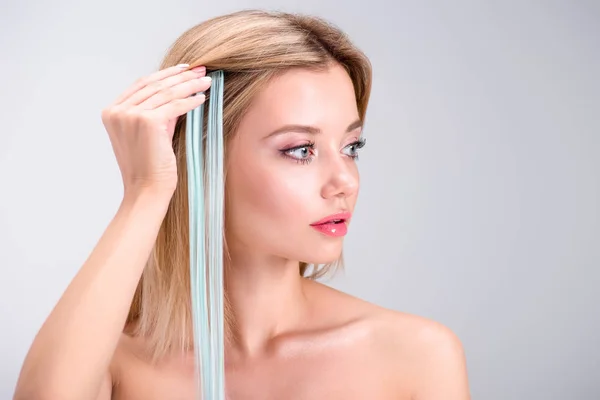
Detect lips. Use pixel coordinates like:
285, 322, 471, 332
310, 211, 351, 237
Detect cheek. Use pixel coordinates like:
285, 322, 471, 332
225, 154, 317, 247
240, 166, 308, 218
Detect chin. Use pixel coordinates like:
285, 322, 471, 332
300, 247, 343, 266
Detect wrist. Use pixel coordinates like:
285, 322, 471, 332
122, 185, 175, 212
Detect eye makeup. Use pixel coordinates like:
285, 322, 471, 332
278, 136, 366, 165
279, 141, 316, 165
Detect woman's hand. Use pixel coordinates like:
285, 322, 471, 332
101, 64, 211, 197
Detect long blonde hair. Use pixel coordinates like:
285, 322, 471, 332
125, 9, 373, 361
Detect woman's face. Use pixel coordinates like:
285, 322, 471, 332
225, 63, 364, 265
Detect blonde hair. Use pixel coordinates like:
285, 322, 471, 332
125, 9, 373, 361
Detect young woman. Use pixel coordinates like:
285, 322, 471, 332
14, 9, 470, 400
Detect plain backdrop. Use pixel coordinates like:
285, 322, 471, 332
1, 1, 598, 399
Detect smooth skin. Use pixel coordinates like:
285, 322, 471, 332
13, 63, 470, 400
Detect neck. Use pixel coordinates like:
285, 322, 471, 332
223, 249, 310, 360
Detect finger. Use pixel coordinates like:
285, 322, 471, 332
138, 75, 212, 110
125, 67, 207, 108
112, 64, 192, 106
152, 93, 207, 121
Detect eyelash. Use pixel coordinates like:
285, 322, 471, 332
280, 138, 366, 165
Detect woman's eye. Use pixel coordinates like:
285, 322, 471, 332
342, 144, 358, 157
286, 146, 312, 160
281, 143, 316, 164
342, 138, 366, 158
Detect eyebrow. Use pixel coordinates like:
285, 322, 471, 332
264, 118, 363, 139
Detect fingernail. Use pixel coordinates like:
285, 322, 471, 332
192, 66, 206, 73
176, 63, 190, 68
200, 76, 212, 82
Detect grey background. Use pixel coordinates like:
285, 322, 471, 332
1, 0, 598, 399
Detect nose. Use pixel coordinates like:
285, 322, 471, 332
320, 156, 359, 200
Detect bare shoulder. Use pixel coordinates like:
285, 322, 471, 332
306, 280, 470, 399
379, 308, 470, 399
367, 306, 471, 399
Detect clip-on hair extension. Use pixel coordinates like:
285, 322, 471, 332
186, 69, 226, 400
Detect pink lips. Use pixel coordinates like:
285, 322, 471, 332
310, 211, 351, 237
